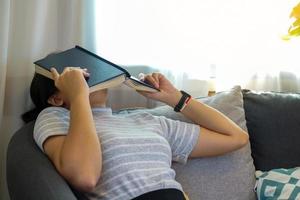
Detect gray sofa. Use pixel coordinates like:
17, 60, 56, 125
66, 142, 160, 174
7, 86, 300, 200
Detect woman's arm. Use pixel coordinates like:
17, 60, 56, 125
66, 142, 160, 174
139, 73, 249, 157
170, 94, 249, 157
43, 68, 101, 192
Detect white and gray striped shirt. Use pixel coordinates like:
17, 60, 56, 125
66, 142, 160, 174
34, 107, 200, 200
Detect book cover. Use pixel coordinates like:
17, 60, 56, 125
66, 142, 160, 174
34, 46, 159, 92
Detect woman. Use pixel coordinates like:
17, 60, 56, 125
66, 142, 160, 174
23, 67, 248, 200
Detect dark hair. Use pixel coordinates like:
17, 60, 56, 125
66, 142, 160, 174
22, 73, 57, 123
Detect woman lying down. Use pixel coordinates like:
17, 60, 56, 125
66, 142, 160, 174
23, 67, 248, 200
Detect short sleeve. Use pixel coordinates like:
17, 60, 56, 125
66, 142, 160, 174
33, 107, 70, 152
156, 116, 200, 164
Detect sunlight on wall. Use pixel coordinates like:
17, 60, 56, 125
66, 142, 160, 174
95, 0, 300, 90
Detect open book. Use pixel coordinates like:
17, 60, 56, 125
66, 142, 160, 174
34, 46, 159, 93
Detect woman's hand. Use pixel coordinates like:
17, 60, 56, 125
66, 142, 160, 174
51, 67, 90, 105
138, 73, 182, 107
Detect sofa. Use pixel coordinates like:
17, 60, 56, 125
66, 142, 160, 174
6, 86, 300, 200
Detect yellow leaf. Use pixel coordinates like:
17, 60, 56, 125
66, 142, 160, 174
290, 3, 300, 19
285, 2, 300, 39
293, 18, 300, 27
288, 26, 300, 37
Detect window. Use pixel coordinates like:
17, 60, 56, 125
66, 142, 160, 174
94, 0, 300, 90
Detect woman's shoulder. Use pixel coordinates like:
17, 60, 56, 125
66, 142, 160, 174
37, 106, 69, 120
40, 106, 68, 114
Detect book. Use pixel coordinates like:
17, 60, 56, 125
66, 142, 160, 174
34, 46, 159, 93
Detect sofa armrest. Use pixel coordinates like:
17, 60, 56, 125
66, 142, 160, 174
6, 121, 84, 200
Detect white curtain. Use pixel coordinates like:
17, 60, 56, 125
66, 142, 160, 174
94, 0, 300, 93
0, 0, 96, 199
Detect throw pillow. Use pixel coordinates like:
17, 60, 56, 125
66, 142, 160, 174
255, 167, 300, 200
116, 86, 256, 200
242, 90, 300, 171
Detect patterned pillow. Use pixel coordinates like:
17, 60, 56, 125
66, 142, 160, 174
255, 167, 300, 200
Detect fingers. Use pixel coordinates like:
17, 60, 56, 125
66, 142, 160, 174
77, 68, 90, 77
54, 67, 90, 76
143, 73, 162, 88
83, 70, 90, 78
144, 75, 159, 88
50, 68, 59, 80
138, 73, 145, 81
152, 73, 161, 87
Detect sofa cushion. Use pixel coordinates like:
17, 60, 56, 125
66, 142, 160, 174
117, 86, 256, 200
6, 121, 82, 200
255, 167, 300, 200
242, 90, 300, 171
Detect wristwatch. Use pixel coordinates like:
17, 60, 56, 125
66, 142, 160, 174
174, 90, 191, 112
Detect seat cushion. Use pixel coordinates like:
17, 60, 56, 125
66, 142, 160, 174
242, 90, 300, 171
6, 121, 82, 200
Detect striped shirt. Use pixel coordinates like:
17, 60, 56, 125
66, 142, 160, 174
34, 106, 200, 200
